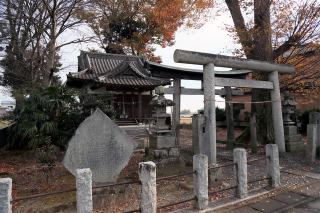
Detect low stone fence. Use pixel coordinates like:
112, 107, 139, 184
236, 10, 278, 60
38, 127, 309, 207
0, 144, 280, 213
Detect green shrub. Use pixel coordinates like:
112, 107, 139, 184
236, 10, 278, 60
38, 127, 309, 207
216, 107, 226, 121
7, 85, 115, 164
8, 85, 80, 149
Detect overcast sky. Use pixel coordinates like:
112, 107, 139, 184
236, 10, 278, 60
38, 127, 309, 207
1, 12, 237, 112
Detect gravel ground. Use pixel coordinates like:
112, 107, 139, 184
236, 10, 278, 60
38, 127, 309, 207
2, 128, 319, 212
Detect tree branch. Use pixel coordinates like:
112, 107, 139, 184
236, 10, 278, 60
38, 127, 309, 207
225, 0, 253, 57
56, 36, 94, 49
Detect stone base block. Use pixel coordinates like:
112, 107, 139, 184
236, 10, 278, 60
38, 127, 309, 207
154, 149, 168, 158
285, 134, 302, 142
157, 157, 185, 168
284, 126, 298, 135
286, 142, 305, 152
149, 135, 176, 149
169, 148, 180, 157
153, 147, 180, 159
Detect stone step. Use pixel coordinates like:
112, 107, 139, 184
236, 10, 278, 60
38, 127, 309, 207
115, 119, 138, 126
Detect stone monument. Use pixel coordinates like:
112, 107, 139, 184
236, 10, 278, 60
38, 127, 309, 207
149, 86, 179, 162
282, 91, 304, 152
306, 112, 320, 163
63, 108, 137, 182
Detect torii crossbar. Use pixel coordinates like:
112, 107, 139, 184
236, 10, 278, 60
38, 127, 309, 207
174, 49, 295, 165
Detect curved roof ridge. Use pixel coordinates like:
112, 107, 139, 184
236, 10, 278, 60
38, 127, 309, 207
128, 61, 149, 78
81, 51, 142, 60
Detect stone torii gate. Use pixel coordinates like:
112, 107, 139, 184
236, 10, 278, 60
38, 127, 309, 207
174, 49, 295, 165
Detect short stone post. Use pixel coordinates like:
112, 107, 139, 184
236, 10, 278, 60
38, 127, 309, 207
76, 168, 93, 213
0, 178, 12, 213
193, 154, 208, 210
233, 148, 247, 198
266, 144, 281, 187
139, 161, 156, 213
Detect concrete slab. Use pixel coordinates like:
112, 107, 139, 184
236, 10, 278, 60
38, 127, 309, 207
307, 199, 320, 209
285, 198, 320, 213
292, 181, 320, 197
250, 198, 287, 212
273, 191, 307, 205
228, 206, 261, 213
286, 208, 319, 213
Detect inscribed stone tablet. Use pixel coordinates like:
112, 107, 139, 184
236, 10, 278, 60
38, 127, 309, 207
63, 108, 137, 182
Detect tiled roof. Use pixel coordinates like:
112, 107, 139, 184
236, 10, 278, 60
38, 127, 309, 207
67, 51, 252, 89
67, 51, 170, 88
97, 77, 164, 86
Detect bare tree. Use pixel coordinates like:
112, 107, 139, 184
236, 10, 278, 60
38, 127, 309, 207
40, 0, 93, 85
0, 0, 92, 97
224, 0, 320, 144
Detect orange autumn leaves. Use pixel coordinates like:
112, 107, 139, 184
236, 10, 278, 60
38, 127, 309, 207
79, 0, 213, 61
147, 0, 213, 47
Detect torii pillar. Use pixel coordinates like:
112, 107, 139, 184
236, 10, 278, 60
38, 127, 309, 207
172, 78, 181, 146
203, 63, 216, 165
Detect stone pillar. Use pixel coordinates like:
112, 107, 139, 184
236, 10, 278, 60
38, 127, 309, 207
139, 162, 156, 213
266, 144, 281, 187
0, 178, 12, 213
310, 112, 320, 125
250, 112, 258, 152
192, 114, 199, 154
225, 86, 234, 149
268, 71, 286, 153
198, 114, 205, 155
138, 92, 142, 122
307, 124, 319, 163
172, 79, 181, 145
203, 63, 216, 165
306, 112, 320, 162
76, 168, 93, 213
193, 154, 208, 210
192, 113, 205, 155
233, 148, 247, 198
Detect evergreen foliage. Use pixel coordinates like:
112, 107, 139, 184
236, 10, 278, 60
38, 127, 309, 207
7, 85, 114, 152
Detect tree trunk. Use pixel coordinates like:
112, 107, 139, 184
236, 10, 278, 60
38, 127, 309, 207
46, 37, 56, 86
226, 0, 274, 144
45, 0, 58, 86
250, 0, 274, 144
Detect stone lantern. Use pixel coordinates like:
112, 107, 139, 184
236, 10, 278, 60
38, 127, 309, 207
150, 86, 174, 131
282, 91, 296, 126
282, 91, 304, 152
149, 86, 179, 162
